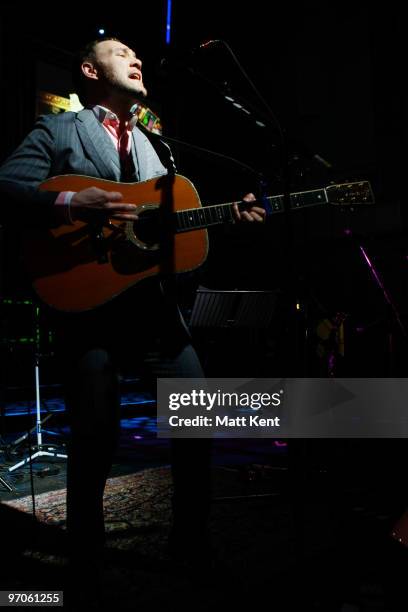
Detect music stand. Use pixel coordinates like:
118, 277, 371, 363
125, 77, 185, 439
189, 286, 280, 376
189, 286, 278, 330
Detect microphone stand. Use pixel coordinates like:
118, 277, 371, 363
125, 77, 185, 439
151, 130, 266, 184
162, 40, 310, 567
8, 305, 67, 473
345, 233, 408, 376
193, 40, 316, 570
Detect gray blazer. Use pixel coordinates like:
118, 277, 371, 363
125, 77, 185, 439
0, 108, 173, 227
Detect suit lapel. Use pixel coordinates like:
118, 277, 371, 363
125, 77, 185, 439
132, 127, 146, 181
75, 109, 120, 180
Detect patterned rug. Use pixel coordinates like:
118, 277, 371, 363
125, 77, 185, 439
3, 466, 173, 534
1, 466, 394, 611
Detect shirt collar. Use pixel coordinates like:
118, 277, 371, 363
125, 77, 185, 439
91, 105, 137, 130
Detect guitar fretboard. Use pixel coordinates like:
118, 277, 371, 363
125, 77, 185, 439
175, 203, 235, 232
174, 187, 328, 233
266, 188, 328, 213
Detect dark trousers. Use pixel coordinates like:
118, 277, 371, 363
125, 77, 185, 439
53, 281, 211, 551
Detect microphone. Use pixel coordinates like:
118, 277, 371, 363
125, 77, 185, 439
197, 39, 220, 50
313, 154, 333, 169
159, 40, 221, 71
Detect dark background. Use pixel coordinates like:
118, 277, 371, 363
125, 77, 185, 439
1, 7, 408, 608
0, 0, 407, 376
1, 1, 405, 188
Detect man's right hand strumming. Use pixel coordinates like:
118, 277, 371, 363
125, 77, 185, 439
70, 187, 139, 222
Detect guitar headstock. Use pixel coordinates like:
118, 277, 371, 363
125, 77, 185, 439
326, 181, 374, 206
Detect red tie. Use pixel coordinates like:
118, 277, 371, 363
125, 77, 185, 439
118, 122, 134, 181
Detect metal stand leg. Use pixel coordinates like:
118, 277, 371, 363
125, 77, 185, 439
0, 473, 13, 491
8, 359, 67, 473
0, 432, 12, 490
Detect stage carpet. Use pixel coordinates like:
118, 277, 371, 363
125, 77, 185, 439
0, 466, 397, 611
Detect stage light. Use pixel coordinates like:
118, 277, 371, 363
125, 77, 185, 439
166, 0, 172, 44
98, 28, 105, 35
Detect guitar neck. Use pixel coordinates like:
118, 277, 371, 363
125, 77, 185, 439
174, 187, 328, 233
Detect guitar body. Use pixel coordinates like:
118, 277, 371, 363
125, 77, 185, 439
23, 174, 208, 312
21, 173, 373, 312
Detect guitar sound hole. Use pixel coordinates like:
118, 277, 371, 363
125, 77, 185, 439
134, 208, 161, 246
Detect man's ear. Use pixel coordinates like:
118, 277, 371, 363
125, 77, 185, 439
81, 62, 98, 81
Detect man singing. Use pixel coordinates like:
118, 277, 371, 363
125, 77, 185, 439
0, 37, 265, 593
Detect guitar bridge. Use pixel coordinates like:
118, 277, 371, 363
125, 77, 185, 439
89, 225, 109, 264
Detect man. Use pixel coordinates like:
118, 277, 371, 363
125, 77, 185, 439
0, 37, 265, 580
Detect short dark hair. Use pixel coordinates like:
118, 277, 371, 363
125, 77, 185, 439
72, 37, 121, 103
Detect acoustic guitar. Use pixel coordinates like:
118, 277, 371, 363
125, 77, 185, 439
23, 173, 374, 312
